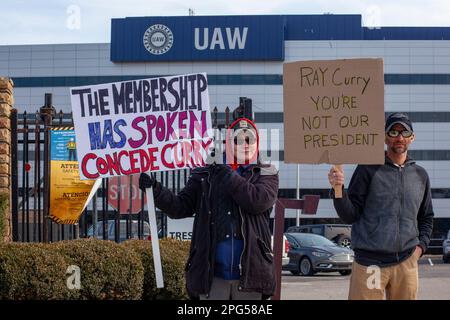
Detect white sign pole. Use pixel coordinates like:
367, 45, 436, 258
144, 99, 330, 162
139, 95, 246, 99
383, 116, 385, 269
146, 186, 164, 288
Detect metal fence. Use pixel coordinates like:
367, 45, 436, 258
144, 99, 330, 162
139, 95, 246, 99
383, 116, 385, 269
11, 94, 251, 243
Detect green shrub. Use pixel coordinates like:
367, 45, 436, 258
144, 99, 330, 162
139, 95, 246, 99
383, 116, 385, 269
0, 239, 144, 300
123, 238, 190, 299
0, 242, 70, 299
0, 238, 190, 300
52, 239, 144, 300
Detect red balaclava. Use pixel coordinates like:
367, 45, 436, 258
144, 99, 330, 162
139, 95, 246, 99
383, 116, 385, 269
225, 118, 260, 170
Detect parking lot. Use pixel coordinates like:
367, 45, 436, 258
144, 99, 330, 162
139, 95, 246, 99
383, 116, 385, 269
281, 255, 450, 300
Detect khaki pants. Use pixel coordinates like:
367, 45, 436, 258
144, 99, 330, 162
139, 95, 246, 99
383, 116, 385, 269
199, 277, 262, 300
348, 253, 419, 300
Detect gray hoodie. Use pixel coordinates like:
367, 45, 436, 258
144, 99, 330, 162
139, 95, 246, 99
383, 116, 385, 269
333, 155, 434, 256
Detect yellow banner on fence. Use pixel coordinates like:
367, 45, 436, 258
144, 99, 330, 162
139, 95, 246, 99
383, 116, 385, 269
49, 129, 98, 224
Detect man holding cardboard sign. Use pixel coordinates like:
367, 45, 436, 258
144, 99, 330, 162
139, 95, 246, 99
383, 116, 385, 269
329, 113, 434, 300
283, 58, 433, 300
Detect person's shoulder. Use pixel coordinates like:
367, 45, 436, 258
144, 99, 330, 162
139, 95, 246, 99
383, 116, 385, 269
354, 164, 381, 173
191, 166, 211, 175
411, 162, 426, 170
256, 163, 278, 176
185, 166, 211, 184
351, 164, 383, 182
410, 162, 430, 180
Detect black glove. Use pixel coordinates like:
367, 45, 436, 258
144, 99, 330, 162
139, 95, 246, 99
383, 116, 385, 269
139, 173, 156, 191
213, 164, 234, 184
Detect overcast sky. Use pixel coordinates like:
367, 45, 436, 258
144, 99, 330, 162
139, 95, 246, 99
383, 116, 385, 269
2, 0, 450, 45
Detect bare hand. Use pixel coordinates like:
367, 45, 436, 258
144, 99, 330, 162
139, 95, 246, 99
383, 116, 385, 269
414, 246, 423, 259
328, 167, 345, 188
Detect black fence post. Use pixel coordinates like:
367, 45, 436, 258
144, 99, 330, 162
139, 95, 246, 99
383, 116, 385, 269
239, 97, 253, 120
102, 178, 108, 240
33, 112, 39, 242
104, 178, 109, 240
24, 112, 30, 242
21, 112, 27, 242
41, 93, 55, 243
115, 176, 121, 243
35, 111, 42, 242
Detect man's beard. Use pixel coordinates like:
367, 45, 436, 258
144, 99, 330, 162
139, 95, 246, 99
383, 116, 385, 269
390, 144, 408, 154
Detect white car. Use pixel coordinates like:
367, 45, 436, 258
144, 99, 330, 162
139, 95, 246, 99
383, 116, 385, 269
271, 235, 290, 266
443, 230, 450, 263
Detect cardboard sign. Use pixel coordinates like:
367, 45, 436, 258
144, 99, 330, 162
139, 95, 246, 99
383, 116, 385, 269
283, 58, 385, 164
70, 73, 213, 180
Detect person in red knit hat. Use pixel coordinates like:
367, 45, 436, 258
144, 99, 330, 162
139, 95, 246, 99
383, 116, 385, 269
139, 115, 279, 300
225, 117, 259, 170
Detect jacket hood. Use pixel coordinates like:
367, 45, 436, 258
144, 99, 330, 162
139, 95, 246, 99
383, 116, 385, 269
384, 152, 416, 167
225, 118, 259, 170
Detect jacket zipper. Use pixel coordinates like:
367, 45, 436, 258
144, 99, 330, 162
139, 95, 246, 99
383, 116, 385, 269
205, 169, 213, 293
238, 169, 255, 277
238, 206, 245, 276
398, 166, 403, 258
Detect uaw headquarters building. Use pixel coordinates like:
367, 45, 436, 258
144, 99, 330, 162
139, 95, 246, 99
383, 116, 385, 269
2, 14, 450, 238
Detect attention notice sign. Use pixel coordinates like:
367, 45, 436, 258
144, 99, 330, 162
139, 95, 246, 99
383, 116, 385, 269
283, 58, 385, 164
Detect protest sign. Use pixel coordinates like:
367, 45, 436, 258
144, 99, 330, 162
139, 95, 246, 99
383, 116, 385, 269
70, 73, 213, 180
70, 73, 212, 289
283, 58, 385, 165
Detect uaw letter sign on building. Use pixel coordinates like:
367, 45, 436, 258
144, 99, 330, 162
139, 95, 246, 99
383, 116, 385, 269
110, 16, 285, 61
70, 73, 213, 180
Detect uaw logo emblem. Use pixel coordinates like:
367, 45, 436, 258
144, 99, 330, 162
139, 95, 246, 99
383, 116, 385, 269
143, 24, 174, 55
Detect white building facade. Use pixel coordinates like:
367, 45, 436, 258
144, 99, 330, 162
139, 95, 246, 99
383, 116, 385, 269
1, 14, 450, 236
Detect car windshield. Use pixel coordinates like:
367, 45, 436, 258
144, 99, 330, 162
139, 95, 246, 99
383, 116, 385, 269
87, 222, 111, 237
291, 234, 336, 247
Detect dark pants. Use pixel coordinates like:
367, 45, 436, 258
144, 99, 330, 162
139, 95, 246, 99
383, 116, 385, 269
199, 277, 262, 300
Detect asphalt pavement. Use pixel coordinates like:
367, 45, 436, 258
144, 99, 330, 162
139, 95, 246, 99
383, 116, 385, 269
281, 255, 450, 300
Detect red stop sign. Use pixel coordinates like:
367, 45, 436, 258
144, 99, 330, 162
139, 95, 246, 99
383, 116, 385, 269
108, 174, 146, 214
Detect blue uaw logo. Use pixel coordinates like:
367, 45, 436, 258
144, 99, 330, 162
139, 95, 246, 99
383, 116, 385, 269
143, 24, 174, 55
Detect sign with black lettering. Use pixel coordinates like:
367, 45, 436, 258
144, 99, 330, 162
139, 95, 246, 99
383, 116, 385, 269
70, 73, 213, 180
283, 58, 385, 164
167, 217, 193, 241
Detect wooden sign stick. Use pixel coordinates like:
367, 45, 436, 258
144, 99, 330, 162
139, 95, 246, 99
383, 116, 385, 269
332, 165, 343, 199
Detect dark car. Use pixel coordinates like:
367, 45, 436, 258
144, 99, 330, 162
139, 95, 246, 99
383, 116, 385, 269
427, 234, 446, 255
286, 224, 352, 248
283, 233, 354, 276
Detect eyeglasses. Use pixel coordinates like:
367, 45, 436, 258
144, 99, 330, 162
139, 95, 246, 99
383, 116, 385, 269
387, 130, 413, 138
233, 135, 257, 145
